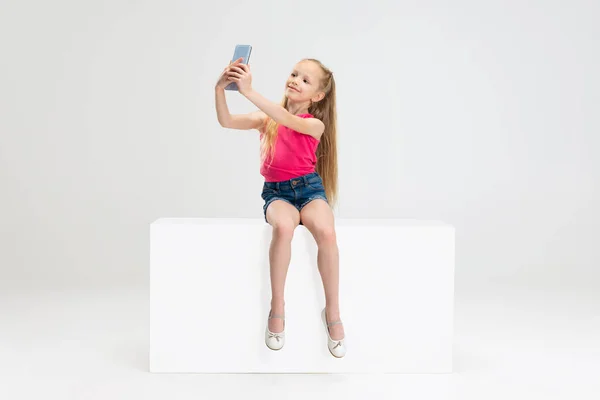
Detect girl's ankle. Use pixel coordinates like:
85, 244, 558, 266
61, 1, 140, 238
270, 300, 285, 309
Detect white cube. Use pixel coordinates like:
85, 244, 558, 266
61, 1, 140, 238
150, 218, 455, 373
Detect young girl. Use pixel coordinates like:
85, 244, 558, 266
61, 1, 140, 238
214, 57, 346, 358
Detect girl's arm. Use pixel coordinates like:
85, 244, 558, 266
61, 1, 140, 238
242, 89, 289, 127
215, 86, 233, 127
215, 86, 265, 131
242, 89, 324, 139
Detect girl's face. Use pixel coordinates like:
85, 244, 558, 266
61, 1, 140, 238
285, 61, 324, 103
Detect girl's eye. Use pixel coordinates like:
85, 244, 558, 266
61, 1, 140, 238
291, 73, 309, 84
291, 73, 309, 83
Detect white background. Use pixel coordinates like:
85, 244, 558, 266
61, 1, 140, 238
1, 0, 598, 289
1, 1, 599, 398
2, 1, 598, 291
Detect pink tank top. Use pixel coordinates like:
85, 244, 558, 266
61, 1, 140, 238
260, 113, 320, 182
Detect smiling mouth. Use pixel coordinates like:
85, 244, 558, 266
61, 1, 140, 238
288, 86, 299, 92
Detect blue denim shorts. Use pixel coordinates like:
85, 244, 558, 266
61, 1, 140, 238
261, 172, 329, 225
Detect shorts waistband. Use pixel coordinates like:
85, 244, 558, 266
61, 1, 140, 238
265, 172, 320, 189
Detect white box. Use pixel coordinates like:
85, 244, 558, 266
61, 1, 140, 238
150, 218, 455, 373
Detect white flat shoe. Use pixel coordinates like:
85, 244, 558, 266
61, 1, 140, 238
265, 310, 285, 351
321, 308, 346, 358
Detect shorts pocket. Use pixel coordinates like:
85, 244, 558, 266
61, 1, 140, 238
261, 185, 279, 200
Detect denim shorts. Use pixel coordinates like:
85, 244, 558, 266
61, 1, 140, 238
261, 172, 329, 225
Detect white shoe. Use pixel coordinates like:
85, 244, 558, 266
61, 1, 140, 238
265, 310, 285, 351
321, 308, 346, 358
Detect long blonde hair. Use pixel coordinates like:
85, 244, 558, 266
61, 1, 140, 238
260, 59, 338, 208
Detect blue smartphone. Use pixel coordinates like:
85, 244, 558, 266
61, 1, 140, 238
225, 44, 252, 91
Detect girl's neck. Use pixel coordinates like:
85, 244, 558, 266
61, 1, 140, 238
287, 104, 310, 116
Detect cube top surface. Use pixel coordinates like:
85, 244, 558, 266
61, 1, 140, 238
151, 217, 453, 228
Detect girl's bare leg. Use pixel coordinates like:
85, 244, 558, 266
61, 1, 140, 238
265, 200, 300, 332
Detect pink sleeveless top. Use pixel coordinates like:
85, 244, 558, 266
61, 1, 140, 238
260, 113, 320, 182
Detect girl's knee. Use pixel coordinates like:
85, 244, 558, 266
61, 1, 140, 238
316, 226, 336, 245
272, 220, 296, 240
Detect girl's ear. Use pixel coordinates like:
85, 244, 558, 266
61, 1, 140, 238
312, 93, 324, 103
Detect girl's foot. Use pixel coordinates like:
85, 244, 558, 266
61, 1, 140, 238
321, 307, 346, 358
265, 310, 285, 351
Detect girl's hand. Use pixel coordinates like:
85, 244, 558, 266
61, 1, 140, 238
215, 57, 244, 89
227, 62, 253, 95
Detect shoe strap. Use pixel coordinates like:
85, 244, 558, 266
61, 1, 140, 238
268, 311, 285, 320
327, 320, 342, 327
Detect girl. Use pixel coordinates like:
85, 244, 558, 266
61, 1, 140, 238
214, 57, 346, 358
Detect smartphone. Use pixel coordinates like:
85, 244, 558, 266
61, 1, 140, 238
225, 44, 252, 91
